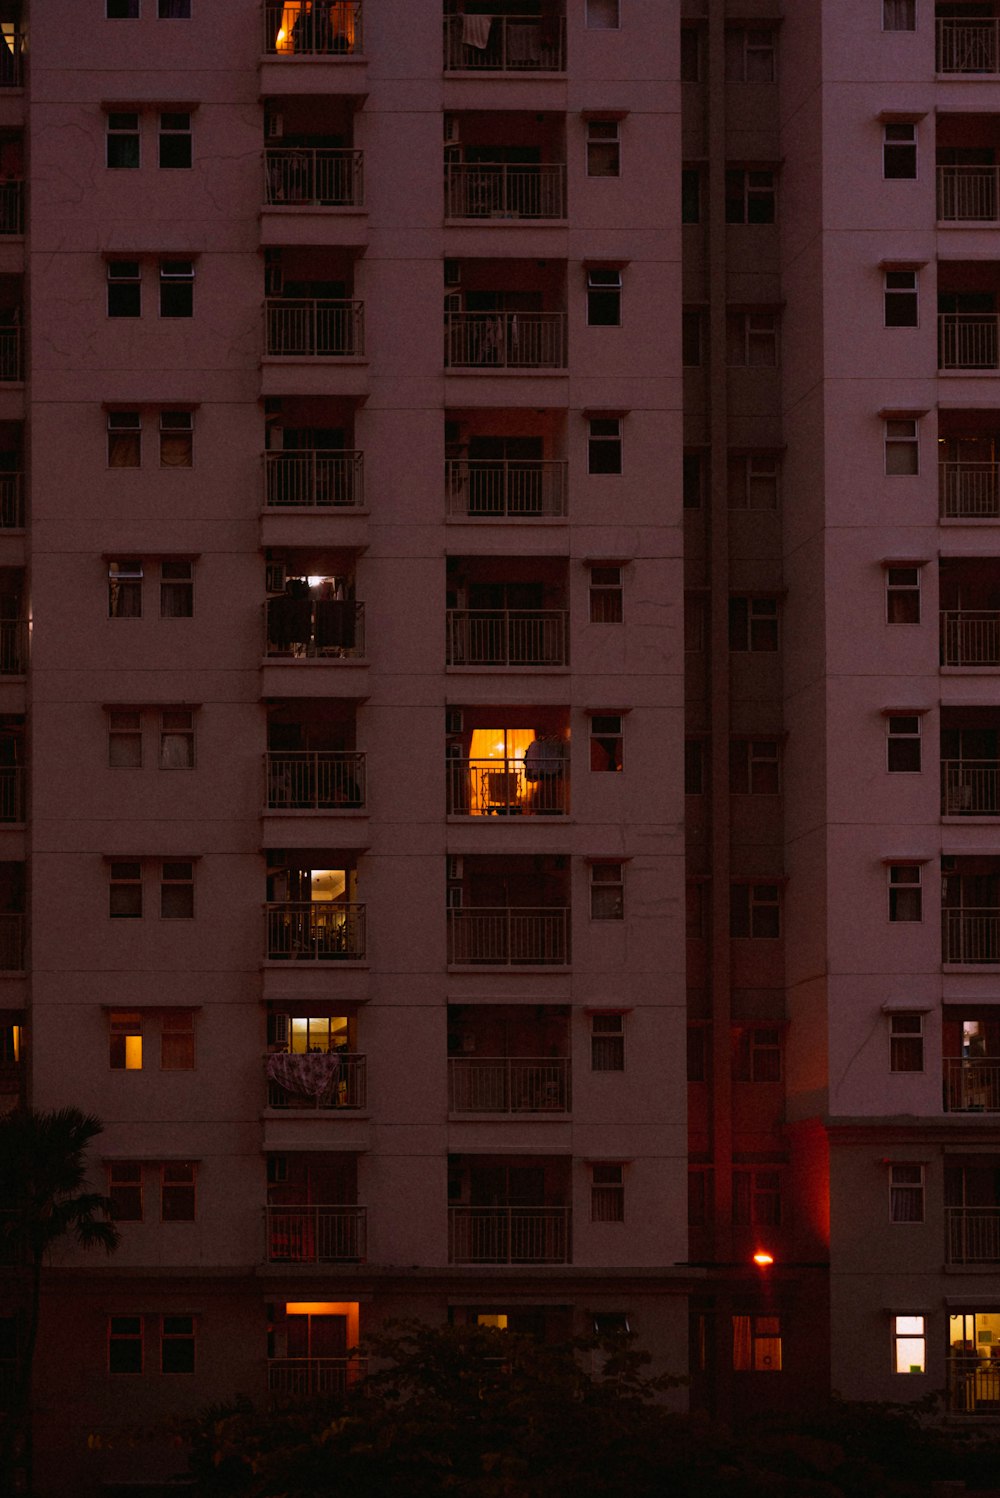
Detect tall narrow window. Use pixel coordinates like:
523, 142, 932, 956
590, 1163, 625, 1221
109, 862, 143, 918
680, 26, 701, 81
108, 412, 141, 468
161, 1010, 195, 1069
685, 738, 704, 795
108, 560, 143, 618
683, 451, 704, 509
681, 168, 701, 223
161, 1162, 196, 1221
590, 714, 624, 772
160, 411, 193, 467
108, 1317, 143, 1374
591, 1013, 625, 1071
732, 1315, 782, 1371
888, 864, 922, 922
893, 1315, 926, 1372
885, 418, 919, 475
159, 112, 192, 169
591, 863, 625, 920
887, 714, 921, 771
587, 269, 622, 326
884, 123, 917, 179
108, 709, 142, 768
885, 270, 918, 327
589, 565, 624, 622
108, 1162, 143, 1221
588, 417, 622, 474
107, 111, 140, 168
160, 561, 193, 617
890, 1013, 924, 1072
160, 260, 194, 317
884, 1, 916, 29
886, 567, 921, 623
161, 1315, 195, 1372
109, 1011, 142, 1068
682, 308, 703, 367
160, 708, 194, 768
889, 1163, 924, 1222
160, 860, 194, 919
107, 261, 141, 318
587, 120, 620, 178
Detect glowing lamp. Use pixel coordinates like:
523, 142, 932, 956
752, 1251, 774, 1267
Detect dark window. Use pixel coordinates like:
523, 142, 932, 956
890, 1013, 924, 1072
725, 27, 776, 82
160, 560, 193, 617
686, 1025, 708, 1082
108, 1316, 143, 1374
734, 1026, 783, 1082
684, 739, 704, 795
159, 112, 192, 169
109, 1162, 143, 1221
686, 882, 705, 939
884, 123, 917, 179
885, 418, 919, 474
161, 1010, 195, 1069
110, 861, 143, 918
726, 310, 778, 366
681, 168, 701, 223
728, 452, 779, 507
108, 260, 141, 318
161, 1315, 195, 1373
886, 566, 920, 623
159, 260, 194, 317
733, 1169, 782, 1225
107, 111, 140, 169
160, 860, 194, 919
160, 708, 194, 769
586, 0, 620, 27
589, 565, 624, 623
682, 308, 703, 366
884, 0, 916, 29
591, 863, 625, 920
160, 410, 193, 466
108, 412, 141, 468
889, 1163, 924, 1222
591, 1013, 625, 1071
885, 270, 918, 327
108, 559, 143, 617
588, 417, 622, 474
887, 714, 921, 771
730, 739, 780, 794
680, 26, 701, 82
587, 120, 620, 177
725, 168, 776, 223
683, 451, 704, 509
729, 596, 779, 651
161, 1163, 195, 1221
159, 0, 192, 15
109, 709, 142, 768
107, 0, 140, 18
591, 1162, 625, 1221
587, 268, 622, 326
730, 883, 781, 939
888, 864, 922, 921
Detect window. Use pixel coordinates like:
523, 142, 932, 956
159, 0, 191, 13
725, 27, 776, 82
887, 714, 921, 772
686, 881, 706, 939
160, 708, 194, 768
162, 1010, 195, 1069
160, 860, 194, 919
729, 596, 779, 652
591, 1013, 625, 1071
725, 169, 776, 223
886, 566, 920, 624
687, 1025, 708, 1082
108, 411, 141, 468
591, 1163, 625, 1221
890, 1013, 924, 1072
682, 308, 703, 367
893, 1315, 926, 1373
588, 417, 622, 475
587, 120, 620, 178
590, 714, 623, 772
888, 864, 922, 922
688, 1168, 711, 1226
730, 739, 780, 795
734, 1026, 783, 1082
108, 0, 140, 15
159, 112, 192, 169
732, 1315, 782, 1371
890, 1163, 924, 1222
884, 0, 916, 28
589, 565, 624, 623
591, 862, 624, 920
885, 270, 918, 328
159, 260, 194, 318
726, 310, 778, 367
108, 1316, 143, 1374
885, 417, 919, 475
107, 261, 141, 318
160, 411, 193, 467
730, 883, 781, 939
108, 1162, 143, 1221
110, 862, 143, 919
884, 123, 917, 180
680, 26, 701, 81
108, 709, 142, 768
107, 112, 140, 168
109, 1011, 142, 1069
685, 738, 704, 795
685, 594, 706, 653
108, 559, 142, 617
586, 0, 620, 27
683, 451, 704, 509
161, 1315, 195, 1373
728, 452, 779, 508
587, 269, 622, 327
733, 1169, 782, 1225
160, 560, 193, 617
161, 1162, 196, 1221
681, 168, 701, 224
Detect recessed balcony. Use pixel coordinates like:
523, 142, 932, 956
266, 1152, 364, 1262
943, 857, 1000, 963
446, 309, 565, 370
939, 415, 1000, 518
267, 1356, 366, 1399
266, 298, 364, 358
265, 448, 364, 509
265, 750, 365, 811
265, 1051, 367, 1110
263, 0, 362, 57
447, 609, 566, 666
940, 558, 1000, 666
446, 457, 566, 518
265, 148, 363, 209
0, 182, 21, 236
442, 7, 566, 73
266, 856, 364, 961
443, 107, 566, 220
448, 1004, 571, 1113
448, 1156, 571, 1265
937, 7, 1000, 74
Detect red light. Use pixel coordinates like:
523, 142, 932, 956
752, 1251, 774, 1267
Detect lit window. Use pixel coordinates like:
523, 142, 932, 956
884, 0, 916, 29
159, 259, 194, 318
161, 1163, 196, 1221
108, 1316, 143, 1374
591, 1013, 625, 1071
161, 1010, 195, 1070
684, 738, 703, 795
160, 708, 194, 768
159, 111, 192, 169
107, 111, 140, 168
161, 1315, 195, 1373
884, 122, 917, 179
887, 714, 921, 772
587, 120, 620, 177
725, 168, 776, 224
107, 260, 141, 318
681, 167, 701, 223
683, 451, 704, 508
728, 452, 779, 508
160, 860, 194, 919
730, 739, 780, 795
108, 559, 143, 618
889, 1163, 924, 1222
591, 862, 624, 920
729, 596, 779, 651
886, 566, 921, 624
108, 709, 142, 768
160, 560, 193, 617
733, 1169, 782, 1225
726, 310, 778, 366
734, 1026, 783, 1082
885, 418, 919, 475
109, 863, 143, 920
589, 565, 624, 623
590, 713, 624, 772
160, 411, 193, 467
885, 270, 918, 327
730, 883, 781, 939
108, 411, 141, 468
732, 1314, 782, 1371
588, 416, 622, 475
893, 1314, 926, 1372
108, 1162, 143, 1221
109, 1011, 143, 1069
591, 1162, 625, 1221
890, 1013, 924, 1072
725, 27, 776, 82
586, 0, 620, 28
587, 268, 622, 327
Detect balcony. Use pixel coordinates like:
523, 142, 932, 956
947, 1207, 1000, 1264
940, 458, 1000, 518
448, 1056, 570, 1113
265, 148, 364, 209
265, 600, 364, 659
445, 310, 565, 370
447, 907, 569, 965
265, 751, 365, 810
448, 1206, 570, 1264
266, 901, 366, 960
937, 16, 1000, 74
944, 908, 1000, 963
443, 12, 565, 72
445, 163, 565, 221
266, 299, 364, 358
447, 754, 567, 815
446, 457, 566, 519
265, 449, 364, 510
264, 1, 362, 56
266, 1051, 367, 1109
446, 610, 567, 667
265, 1203, 366, 1262
939, 166, 1000, 224
944, 1057, 1000, 1111
941, 611, 1000, 666
267, 1357, 366, 1398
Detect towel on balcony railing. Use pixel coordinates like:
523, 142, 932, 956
267, 1051, 340, 1098
268, 595, 312, 649
463, 14, 492, 47
315, 599, 356, 649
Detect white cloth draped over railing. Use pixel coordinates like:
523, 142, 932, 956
266, 1050, 340, 1098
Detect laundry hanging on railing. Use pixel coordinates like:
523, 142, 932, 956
267, 1050, 340, 1098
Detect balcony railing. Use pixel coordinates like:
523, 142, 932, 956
0, 766, 23, 822
266, 1052, 367, 1109
265, 449, 363, 509
938, 165, 1000, 223
265, 149, 364, 208
446, 459, 567, 519
0, 914, 24, 970
942, 760, 1000, 815
0, 474, 23, 529
266, 901, 366, 960
0, 183, 21, 236
0, 328, 20, 383
446, 609, 568, 667
448, 1057, 570, 1113
944, 1057, 1000, 1112
947, 1358, 1000, 1415
265, 1204, 366, 1262
447, 907, 569, 965
939, 460, 1000, 518
939, 314, 1000, 371
446, 311, 566, 370
937, 18, 1000, 73
265, 752, 366, 810
268, 1357, 367, 1399
265, 299, 364, 357
448, 1206, 570, 1264
265, 599, 365, 659
446, 756, 568, 815
443, 14, 566, 72
941, 610, 1000, 667
445, 163, 566, 220
947, 1206, 1000, 1264
264, 1, 362, 55
943, 908, 1000, 964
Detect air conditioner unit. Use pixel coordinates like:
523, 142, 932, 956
444, 114, 460, 145
444, 259, 461, 287
447, 855, 464, 881
446, 708, 464, 735
266, 562, 287, 595
266, 112, 284, 140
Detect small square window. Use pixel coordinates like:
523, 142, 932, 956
110, 861, 143, 919
681, 167, 701, 224
107, 261, 141, 318
109, 709, 142, 768
108, 412, 141, 469
586, 0, 620, 28
732, 1315, 782, 1372
587, 268, 622, 327
109, 1010, 142, 1069
160, 260, 194, 318
591, 1012, 625, 1071
887, 714, 921, 772
161, 1162, 195, 1222
886, 566, 921, 624
726, 310, 778, 366
890, 1013, 924, 1072
161, 860, 194, 919
682, 308, 703, 367
108, 559, 143, 618
107, 111, 140, 169
591, 862, 625, 920
160, 411, 193, 467
725, 27, 776, 82
889, 1163, 924, 1222
725, 168, 776, 224
729, 596, 779, 652
734, 1026, 783, 1082
733, 1168, 782, 1225
885, 418, 919, 475
160, 560, 193, 618
109, 1161, 143, 1222
884, 0, 916, 29
161, 1314, 195, 1373
588, 417, 622, 475
683, 451, 704, 509
160, 708, 194, 768
885, 270, 918, 328
728, 452, 779, 508
590, 714, 624, 772
591, 1162, 625, 1221
888, 863, 922, 922
730, 739, 780, 795
587, 120, 620, 178
893, 1314, 926, 1373
108, 1316, 143, 1374
161, 1010, 195, 1070
589, 565, 624, 623
730, 883, 781, 939
159, 112, 192, 169
884, 123, 917, 180
684, 738, 704, 795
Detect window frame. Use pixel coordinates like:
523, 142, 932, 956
161, 1314, 196, 1373
158, 0, 192, 14
885, 417, 919, 475
109, 1010, 143, 1069
734, 1025, 783, 1082
586, 268, 623, 327
590, 862, 625, 921
159, 259, 194, 318
887, 714, 921, 773
589, 713, 624, 772
107, 0, 140, 15
730, 738, 781, 795
108, 1161, 143, 1222
161, 1161, 196, 1222
725, 27, 777, 83
108, 559, 143, 618
890, 1012, 925, 1073
586, 119, 621, 178
726, 309, 779, 367
732, 1167, 783, 1226
888, 863, 922, 923
884, 122, 917, 180
590, 1012, 625, 1072
589, 564, 624, 623
585, 0, 621, 29
590, 1162, 625, 1222
886, 566, 921, 624
587, 416, 622, 475
725, 168, 777, 224
159, 707, 195, 769
729, 595, 779, 652
107, 411, 142, 468
892, 1314, 926, 1373
161, 1010, 195, 1070
730, 882, 781, 940
160, 560, 194, 618
108, 1316, 144, 1374
727, 451, 780, 508
108, 708, 143, 769
109, 861, 143, 919
158, 111, 192, 170
106, 110, 140, 168
107, 260, 142, 319
889, 1162, 925, 1223
159, 410, 193, 467
885, 269, 919, 328
883, 0, 916, 30
732, 1314, 782, 1372
160, 860, 195, 920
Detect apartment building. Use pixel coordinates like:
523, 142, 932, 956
0, 2, 689, 1490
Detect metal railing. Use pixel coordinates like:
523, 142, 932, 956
939, 460, 1000, 518
266, 1052, 367, 1109
937, 18, 1000, 73
446, 458, 567, 518
0, 914, 23, 970
0, 328, 20, 382
446, 311, 566, 369
943, 1057, 1000, 1112
0, 766, 23, 822
265, 751, 366, 810
939, 314, 1000, 371
941, 610, 1000, 667
445, 163, 566, 220
448, 1057, 570, 1113
447, 907, 569, 965
0, 622, 25, 675
448, 1206, 571, 1264
947, 1206, 1000, 1264
0, 182, 21, 235
267, 1357, 367, 1399
0, 473, 23, 528
443, 14, 566, 72
942, 760, 1000, 815
446, 755, 568, 815
265, 149, 364, 208
938, 165, 1000, 223
264, 599, 365, 659
263, 1, 362, 55
446, 609, 568, 667
943, 908, 1000, 964
266, 901, 366, 960
265, 299, 364, 357
947, 1358, 1000, 1415
265, 1204, 366, 1262
265, 450, 363, 509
